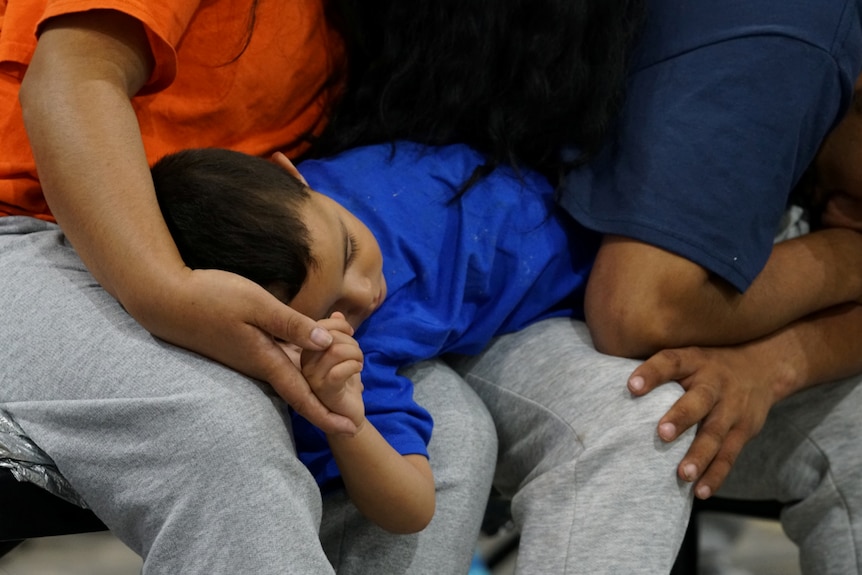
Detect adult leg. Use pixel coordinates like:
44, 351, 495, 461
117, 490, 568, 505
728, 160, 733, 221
718, 374, 862, 575
320, 360, 497, 574
0, 217, 332, 574
449, 318, 695, 575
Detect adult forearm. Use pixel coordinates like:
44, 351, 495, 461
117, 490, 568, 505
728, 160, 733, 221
328, 422, 435, 534
678, 229, 862, 347
757, 302, 862, 402
19, 14, 183, 318
587, 231, 862, 357
720, 229, 862, 340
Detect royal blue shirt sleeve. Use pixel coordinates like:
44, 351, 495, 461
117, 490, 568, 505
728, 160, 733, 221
559, 0, 862, 291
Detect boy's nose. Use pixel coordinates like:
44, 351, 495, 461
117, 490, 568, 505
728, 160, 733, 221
343, 277, 376, 316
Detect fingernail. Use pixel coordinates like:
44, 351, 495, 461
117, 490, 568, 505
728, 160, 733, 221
628, 376, 645, 392
310, 327, 332, 347
696, 485, 712, 499
659, 422, 676, 440
682, 463, 698, 481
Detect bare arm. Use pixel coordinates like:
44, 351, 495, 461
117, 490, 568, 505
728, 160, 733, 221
328, 426, 435, 534
586, 231, 862, 358
301, 316, 435, 533
19, 10, 352, 434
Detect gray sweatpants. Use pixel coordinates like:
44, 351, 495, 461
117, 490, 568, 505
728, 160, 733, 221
449, 319, 694, 574
450, 317, 862, 575
0, 217, 497, 574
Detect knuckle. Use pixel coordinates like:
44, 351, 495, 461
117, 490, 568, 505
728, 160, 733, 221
674, 394, 712, 423
696, 423, 726, 446
283, 311, 309, 339
713, 447, 739, 470
656, 349, 684, 370
671, 403, 699, 424
289, 394, 313, 417
691, 381, 720, 405
688, 346, 707, 360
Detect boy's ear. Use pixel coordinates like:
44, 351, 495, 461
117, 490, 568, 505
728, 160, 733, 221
271, 151, 308, 185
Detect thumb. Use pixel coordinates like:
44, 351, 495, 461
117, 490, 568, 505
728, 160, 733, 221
255, 291, 332, 350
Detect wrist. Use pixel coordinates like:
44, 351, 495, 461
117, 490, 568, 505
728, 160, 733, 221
327, 416, 369, 440
746, 336, 803, 404
767, 355, 801, 404
118, 264, 196, 338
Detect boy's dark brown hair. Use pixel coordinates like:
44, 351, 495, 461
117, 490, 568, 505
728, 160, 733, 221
152, 147, 315, 302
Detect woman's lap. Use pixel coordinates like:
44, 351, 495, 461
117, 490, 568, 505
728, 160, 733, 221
0, 216, 497, 574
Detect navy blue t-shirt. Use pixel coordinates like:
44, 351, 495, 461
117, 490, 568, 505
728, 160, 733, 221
560, 0, 862, 291
294, 143, 599, 490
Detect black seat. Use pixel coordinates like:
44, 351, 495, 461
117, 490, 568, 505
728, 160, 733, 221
671, 497, 787, 575
0, 467, 106, 557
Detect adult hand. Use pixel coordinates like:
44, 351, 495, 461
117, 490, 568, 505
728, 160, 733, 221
627, 344, 778, 499
300, 313, 366, 428
140, 268, 357, 435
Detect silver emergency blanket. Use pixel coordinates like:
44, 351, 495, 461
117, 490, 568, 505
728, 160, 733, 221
0, 407, 88, 508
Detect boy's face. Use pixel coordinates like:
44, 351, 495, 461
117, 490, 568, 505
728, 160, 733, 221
289, 190, 387, 330
811, 73, 862, 230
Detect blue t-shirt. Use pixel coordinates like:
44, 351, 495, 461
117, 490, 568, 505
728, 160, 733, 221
294, 142, 599, 490
560, 0, 862, 291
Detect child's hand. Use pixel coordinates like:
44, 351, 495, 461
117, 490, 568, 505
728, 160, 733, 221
301, 312, 366, 429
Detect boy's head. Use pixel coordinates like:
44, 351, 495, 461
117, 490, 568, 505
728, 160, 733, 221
152, 148, 386, 329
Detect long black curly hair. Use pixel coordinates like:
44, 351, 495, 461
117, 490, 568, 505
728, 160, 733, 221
316, 0, 645, 185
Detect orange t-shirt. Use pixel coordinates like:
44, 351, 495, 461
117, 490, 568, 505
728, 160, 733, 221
0, 0, 346, 220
